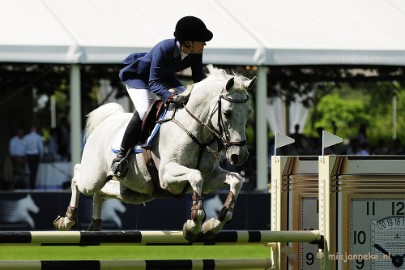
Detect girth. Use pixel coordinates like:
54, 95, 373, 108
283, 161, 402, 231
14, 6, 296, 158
142, 149, 188, 199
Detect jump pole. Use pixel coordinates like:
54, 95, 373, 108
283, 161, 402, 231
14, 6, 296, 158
0, 259, 272, 270
0, 230, 322, 246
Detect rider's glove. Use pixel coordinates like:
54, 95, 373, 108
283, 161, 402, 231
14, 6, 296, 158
167, 94, 188, 106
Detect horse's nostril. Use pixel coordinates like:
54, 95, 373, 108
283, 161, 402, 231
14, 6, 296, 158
231, 154, 239, 164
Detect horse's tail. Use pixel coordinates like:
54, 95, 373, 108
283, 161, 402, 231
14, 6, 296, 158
85, 103, 124, 138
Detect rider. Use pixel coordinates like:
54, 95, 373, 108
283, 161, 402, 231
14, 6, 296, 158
111, 15, 213, 177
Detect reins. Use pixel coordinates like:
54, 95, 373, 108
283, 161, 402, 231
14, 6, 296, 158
169, 90, 250, 163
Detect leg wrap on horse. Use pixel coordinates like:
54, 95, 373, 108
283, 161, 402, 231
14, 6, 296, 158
218, 191, 235, 222
65, 205, 78, 222
191, 192, 206, 222
53, 205, 78, 230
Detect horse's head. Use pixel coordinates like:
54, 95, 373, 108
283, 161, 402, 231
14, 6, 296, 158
182, 66, 255, 166
183, 67, 255, 166
211, 74, 255, 166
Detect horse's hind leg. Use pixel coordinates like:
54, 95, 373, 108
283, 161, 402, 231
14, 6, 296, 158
87, 191, 105, 231
53, 164, 81, 230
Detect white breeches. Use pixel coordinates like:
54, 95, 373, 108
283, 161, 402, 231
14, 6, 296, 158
126, 86, 150, 120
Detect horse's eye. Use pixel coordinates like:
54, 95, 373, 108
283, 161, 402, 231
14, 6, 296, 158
224, 110, 232, 119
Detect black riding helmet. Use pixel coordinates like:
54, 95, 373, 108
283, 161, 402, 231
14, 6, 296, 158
174, 16, 213, 42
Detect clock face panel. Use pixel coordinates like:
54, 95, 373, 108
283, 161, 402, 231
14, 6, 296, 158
372, 217, 405, 269
349, 196, 405, 269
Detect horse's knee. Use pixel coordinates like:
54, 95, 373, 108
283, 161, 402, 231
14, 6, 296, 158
226, 172, 244, 190
185, 170, 203, 193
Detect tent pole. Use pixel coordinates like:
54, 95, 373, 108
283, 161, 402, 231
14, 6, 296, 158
256, 66, 268, 191
70, 64, 82, 166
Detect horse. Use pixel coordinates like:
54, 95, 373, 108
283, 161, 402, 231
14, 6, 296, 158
54, 66, 256, 241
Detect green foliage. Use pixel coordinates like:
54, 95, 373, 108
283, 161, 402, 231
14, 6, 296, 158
312, 93, 371, 139
305, 82, 405, 145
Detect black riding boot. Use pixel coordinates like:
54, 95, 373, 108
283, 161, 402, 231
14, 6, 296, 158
111, 111, 143, 177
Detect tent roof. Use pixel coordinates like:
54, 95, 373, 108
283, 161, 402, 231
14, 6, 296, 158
1, 0, 405, 65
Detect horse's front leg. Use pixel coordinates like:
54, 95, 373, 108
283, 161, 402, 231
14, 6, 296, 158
53, 164, 80, 230
162, 162, 206, 242
201, 169, 244, 238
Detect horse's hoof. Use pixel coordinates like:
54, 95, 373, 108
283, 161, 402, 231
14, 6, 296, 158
182, 221, 200, 242
53, 216, 75, 231
87, 219, 103, 231
53, 216, 63, 230
53, 206, 78, 231
202, 218, 221, 239
183, 229, 199, 242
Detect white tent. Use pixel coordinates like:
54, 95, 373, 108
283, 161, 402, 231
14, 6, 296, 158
1, 0, 405, 189
2, 0, 405, 65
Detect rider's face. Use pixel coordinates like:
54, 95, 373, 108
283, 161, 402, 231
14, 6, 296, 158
190, 41, 206, 54
181, 41, 206, 55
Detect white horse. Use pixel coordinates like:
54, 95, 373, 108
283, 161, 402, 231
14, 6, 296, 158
54, 66, 256, 241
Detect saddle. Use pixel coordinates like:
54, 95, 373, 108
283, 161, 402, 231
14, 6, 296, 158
111, 100, 166, 154
139, 100, 166, 144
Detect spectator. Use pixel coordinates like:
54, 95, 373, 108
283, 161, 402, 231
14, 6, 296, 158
345, 138, 369, 155
8, 128, 27, 188
371, 139, 389, 155
57, 117, 70, 161
24, 126, 44, 189
45, 128, 60, 162
289, 124, 306, 154
356, 123, 369, 145
389, 138, 405, 155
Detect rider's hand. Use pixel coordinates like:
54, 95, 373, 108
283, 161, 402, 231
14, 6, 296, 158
167, 94, 188, 106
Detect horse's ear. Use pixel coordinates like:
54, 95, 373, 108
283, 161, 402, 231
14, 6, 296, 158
245, 76, 257, 91
225, 77, 235, 91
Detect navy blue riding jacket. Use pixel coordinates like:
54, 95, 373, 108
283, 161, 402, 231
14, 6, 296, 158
119, 38, 205, 101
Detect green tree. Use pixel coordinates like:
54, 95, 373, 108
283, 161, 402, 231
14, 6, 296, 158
305, 92, 371, 140
305, 81, 405, 146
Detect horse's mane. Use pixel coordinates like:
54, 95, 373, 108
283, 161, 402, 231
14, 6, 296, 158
182, 65, 249, 97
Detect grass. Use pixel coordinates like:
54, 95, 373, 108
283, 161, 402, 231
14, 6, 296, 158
0, 245, 270, 260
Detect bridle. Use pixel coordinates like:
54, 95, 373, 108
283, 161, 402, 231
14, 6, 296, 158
171, 92, 250, 156
207, 94, 249, 148
149, 88, 250, 198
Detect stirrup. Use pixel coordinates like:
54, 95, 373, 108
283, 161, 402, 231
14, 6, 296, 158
111, 149, 131, 177
112, 157, 129, 177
